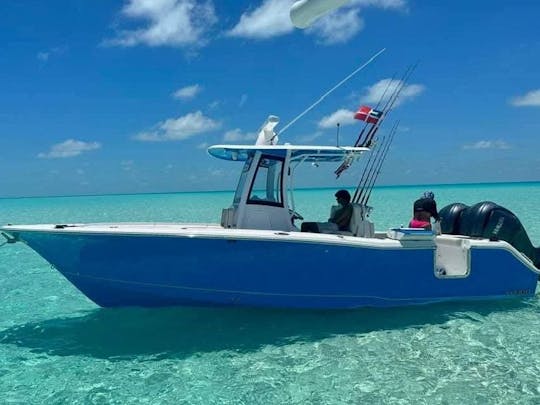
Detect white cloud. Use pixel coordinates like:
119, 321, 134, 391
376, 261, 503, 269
208, 100, 221, 110
36, 46, 67, 62
228, 0, 406, 42
361, 78, 424, 107
463, 140, 510, 150
306, 7, 364, 45
38, 139, 101, 159
350, 0, 407, 10
510, 89, 540, 107
173, 84, 202, 100
239, 94, 248, 107
227, 0, 295, 39
318, 109, 356, 128
37, 52, 49, 62
134, 111, 220, 142
105, 0, 217, 48
223, 128, 257, 142
307, 1, 407, 44
296, 131, 325, 143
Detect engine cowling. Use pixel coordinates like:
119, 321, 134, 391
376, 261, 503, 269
439, 201, 539, 269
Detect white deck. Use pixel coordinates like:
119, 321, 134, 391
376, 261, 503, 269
3, 222, 421, 249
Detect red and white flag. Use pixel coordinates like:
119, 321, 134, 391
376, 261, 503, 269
354, 105, 383, 124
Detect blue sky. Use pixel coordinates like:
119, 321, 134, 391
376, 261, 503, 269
1, 0, 539, 198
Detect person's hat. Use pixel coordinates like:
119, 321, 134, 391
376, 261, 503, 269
414, 197, 439, 221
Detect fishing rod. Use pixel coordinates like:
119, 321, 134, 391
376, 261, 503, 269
354, 135, 387, 204
336, 70, 407, 177
361, 122, 399, 206
349, 143, 375, 199
353, 79, 401, 148
354, 64, 415, 150
277, 48, 386, 137
335, 73, 396, 174
361, 63, 417, 148
360, 126, 397, 207
335, 64, 418, 177
355, 122, 399, 206
335, 78, 391, 177
357, 85, 401, 148
352, 134, 387, 204
354, 72, 397, 147
360, 121, 399, 207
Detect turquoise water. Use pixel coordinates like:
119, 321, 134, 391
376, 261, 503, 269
1, 183, 540, 403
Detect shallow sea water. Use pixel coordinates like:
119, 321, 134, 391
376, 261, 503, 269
1, 183, 540, 404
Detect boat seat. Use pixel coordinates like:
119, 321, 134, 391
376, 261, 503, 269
330, 203, 374, 237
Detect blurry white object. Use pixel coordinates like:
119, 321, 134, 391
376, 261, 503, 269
290, 0, 350, 28
255, 115, 280, 145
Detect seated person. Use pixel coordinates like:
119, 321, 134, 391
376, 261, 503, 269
329, 189, 354, 231
409, 191, 440, 230
301, 189, 353, 233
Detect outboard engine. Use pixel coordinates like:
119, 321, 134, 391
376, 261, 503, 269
439, 202, 469, 235
439, 201, 540, 269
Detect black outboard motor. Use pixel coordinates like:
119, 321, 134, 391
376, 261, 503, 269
439, 201, 540, 269
439, 203, 469, 235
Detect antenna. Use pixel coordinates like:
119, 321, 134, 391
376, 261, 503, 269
336, 123, 340, 147
278, 48, 386, 136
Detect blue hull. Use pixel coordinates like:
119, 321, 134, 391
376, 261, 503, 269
15, 231, 539, 309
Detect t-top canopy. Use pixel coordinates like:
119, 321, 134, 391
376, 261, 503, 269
207, 144, 369, 163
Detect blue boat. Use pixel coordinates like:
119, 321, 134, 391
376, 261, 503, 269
2, 117, 539, 309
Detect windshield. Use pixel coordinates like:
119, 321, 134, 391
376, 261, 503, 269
248, 155, 284, 207
233, 156, 253, 207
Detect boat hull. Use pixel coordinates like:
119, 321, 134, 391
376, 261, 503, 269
6, 225, 539, 309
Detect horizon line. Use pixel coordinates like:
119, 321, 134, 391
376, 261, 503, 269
1, 179, 539, 201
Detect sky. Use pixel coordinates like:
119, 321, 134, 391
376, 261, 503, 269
1, 0, 539, 198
